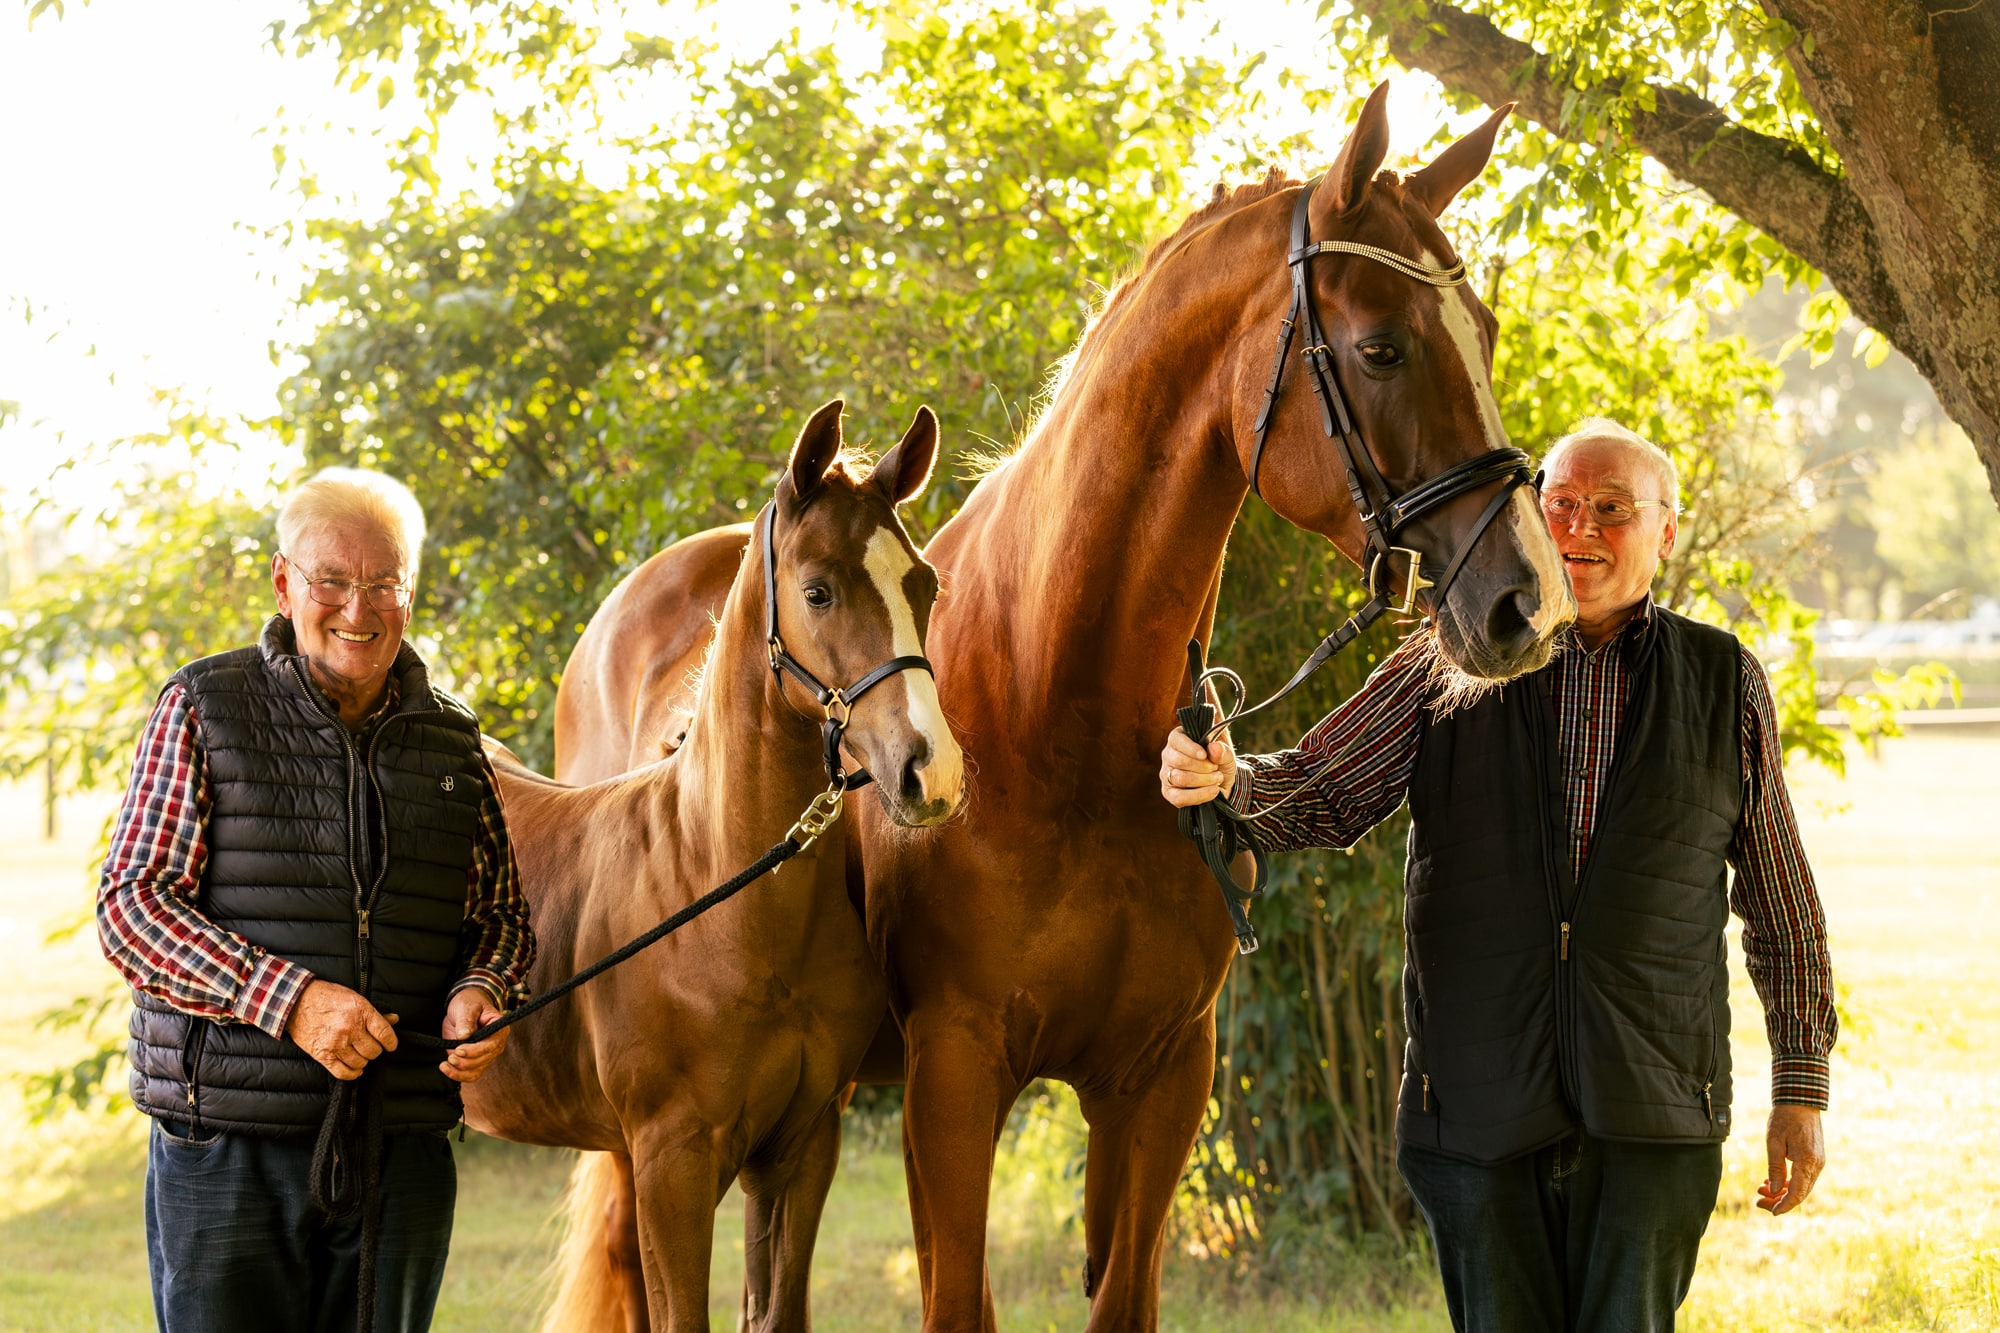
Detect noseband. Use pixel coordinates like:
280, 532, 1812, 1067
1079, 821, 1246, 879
1181, 174, 1540, 953
762, 501, 935, 791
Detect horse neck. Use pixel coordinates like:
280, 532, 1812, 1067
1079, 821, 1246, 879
672, 547, 831, 858
933, 231, 1266, 745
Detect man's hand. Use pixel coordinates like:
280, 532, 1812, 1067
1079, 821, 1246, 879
286, 979, 398, 1081
1160, 726, 1237, 808
439, 987, 509, 1084
1758, 1104, 1825, 1215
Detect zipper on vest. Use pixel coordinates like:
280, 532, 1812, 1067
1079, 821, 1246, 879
1560, 921, 1570, 961
1702, 1081, 1714, 1123
286, 660, 376, 998
1422, 1074, 1431, 1112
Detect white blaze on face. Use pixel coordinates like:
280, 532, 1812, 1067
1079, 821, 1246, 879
1427, 267, 1509, 452
1424, 253, 1571, 633
862, 525, 964, 800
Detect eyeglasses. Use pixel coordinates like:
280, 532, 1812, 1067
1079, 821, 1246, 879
1539, 491, 1676, 528
280, 554, 413, 612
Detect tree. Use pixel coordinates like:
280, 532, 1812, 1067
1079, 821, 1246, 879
1336, 0, 2000, 508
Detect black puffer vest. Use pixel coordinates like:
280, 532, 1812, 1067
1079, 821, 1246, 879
1397, 606, 1743, 1164
127, 616, 487, 1136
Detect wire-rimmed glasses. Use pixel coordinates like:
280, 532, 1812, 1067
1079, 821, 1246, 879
279, 554, 413, 612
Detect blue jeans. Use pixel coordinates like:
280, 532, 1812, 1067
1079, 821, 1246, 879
145, 1117, 457, 1333
1399, 1131, 1723, 1333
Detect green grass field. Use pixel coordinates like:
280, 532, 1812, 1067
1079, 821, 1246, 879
4, 730, 1996, 1331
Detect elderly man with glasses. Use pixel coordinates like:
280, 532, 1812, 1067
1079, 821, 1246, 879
97, 467, 535, 1333
1161, 418, 1834, 1332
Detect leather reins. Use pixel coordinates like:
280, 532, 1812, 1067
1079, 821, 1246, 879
1180, 174, 1539, 954
762, 498, 935, 792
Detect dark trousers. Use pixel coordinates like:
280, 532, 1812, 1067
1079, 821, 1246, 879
145, 1116, 457, 1333
1399, 1131, 1723, 1333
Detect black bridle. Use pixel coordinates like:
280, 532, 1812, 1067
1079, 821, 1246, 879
1180, 174, 1540, 954
762, 499, 935, 791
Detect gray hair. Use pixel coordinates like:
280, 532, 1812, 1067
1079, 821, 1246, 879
276, 467, 427, 579
1543, 417, 1680, 510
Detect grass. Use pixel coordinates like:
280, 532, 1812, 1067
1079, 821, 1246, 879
4, 730, 1997, 1330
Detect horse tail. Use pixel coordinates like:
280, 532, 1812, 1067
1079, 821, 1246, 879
540, 1150, 632, 1333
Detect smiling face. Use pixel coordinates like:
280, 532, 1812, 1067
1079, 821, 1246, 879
1541, 436, 1679, 643
271, 518, 412, 722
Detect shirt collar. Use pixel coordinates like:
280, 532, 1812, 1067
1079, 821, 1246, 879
1557, 597, 1657, 661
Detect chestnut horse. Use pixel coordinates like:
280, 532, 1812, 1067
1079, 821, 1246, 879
461, 399, 964, 1333
557, 86, 1572, 1329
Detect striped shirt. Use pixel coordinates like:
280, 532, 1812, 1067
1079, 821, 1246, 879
1233, 602, 1835, 1109
97, 680, 535, 1040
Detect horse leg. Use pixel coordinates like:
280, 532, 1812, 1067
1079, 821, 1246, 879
1074, 1021, 1216, 1332
902, 1021, 1015, 1333
737, 1098, 843, 1332
605, 1152, 649, 1333
628, 1121, 728, 1333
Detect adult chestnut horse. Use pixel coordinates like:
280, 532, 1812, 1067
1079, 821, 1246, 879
462, 399, 964, 1333
559, 86, 1572, 1330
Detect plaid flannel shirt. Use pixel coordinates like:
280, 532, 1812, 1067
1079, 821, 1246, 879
1234, 602, 1836, 1110
97, 680, 534, 1040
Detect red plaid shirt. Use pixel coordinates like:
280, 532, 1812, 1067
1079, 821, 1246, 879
1234, 602, 1836, 1109
97, 680, 534, 1040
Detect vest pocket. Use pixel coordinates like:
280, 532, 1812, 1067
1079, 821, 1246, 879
179, 1018, 210, 1137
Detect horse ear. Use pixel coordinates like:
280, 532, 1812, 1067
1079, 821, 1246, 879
1313, 80, 1394, 220
785, 398, 845, 503
1405, 102, 1513, 218
869, 406, 939, 506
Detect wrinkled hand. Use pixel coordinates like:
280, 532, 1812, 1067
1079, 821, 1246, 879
286, 979, 398, 1081
439, 987, 509, 1084
1160, 726, 1237, 809
1758, 1105, 1825, 1215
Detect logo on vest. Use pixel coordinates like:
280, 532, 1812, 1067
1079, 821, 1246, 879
440, 775, 455, 792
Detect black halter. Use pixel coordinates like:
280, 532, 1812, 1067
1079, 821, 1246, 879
1180, 174, 1540, 954
762, 500, 935, 791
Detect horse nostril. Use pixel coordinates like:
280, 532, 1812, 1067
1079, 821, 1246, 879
1486, 587, 1539, 652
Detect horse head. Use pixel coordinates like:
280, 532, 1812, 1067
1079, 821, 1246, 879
1234, 82, 1574, 680
768, 398, 965, 826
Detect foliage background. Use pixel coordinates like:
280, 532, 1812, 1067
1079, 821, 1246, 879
0, 0, 1976, 1259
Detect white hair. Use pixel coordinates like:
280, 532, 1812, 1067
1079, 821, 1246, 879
1543, 417, 1680, 510
276, 467, 427, 579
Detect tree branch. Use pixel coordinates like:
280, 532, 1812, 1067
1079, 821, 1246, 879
1357, 0, 1922, 369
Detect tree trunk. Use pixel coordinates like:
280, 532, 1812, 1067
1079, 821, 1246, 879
1353, 0, 2000, 505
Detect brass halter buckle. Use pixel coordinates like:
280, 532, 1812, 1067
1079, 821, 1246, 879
786, 783, 847, 854
821, 688, 851, 729
1367, 545, 1435, 616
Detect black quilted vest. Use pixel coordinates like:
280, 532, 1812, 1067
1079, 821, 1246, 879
1397, 606, 1743, 1164
126, 616, 487, 1136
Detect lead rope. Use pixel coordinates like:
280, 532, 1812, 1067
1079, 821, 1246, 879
311, 780, 846, 1333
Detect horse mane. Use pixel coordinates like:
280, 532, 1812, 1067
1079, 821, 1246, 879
961, 168, 1302, 479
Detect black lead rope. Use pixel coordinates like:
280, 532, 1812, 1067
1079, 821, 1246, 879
1179, 174, 1537, 955
311, 779, 847, 1332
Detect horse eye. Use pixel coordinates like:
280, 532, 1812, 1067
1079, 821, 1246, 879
802, 585, 832, 609
1357, 342, 1403, 368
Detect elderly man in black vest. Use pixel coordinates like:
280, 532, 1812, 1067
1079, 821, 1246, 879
98, 467, 535, 1333
1162, 420, 1834, 1332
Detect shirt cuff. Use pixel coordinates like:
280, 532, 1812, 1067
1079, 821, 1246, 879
242, 953, 315, 1041
1771, 1053, 1830, 1109
451, 972, 512, 1011
1229, 765, 1253, 809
